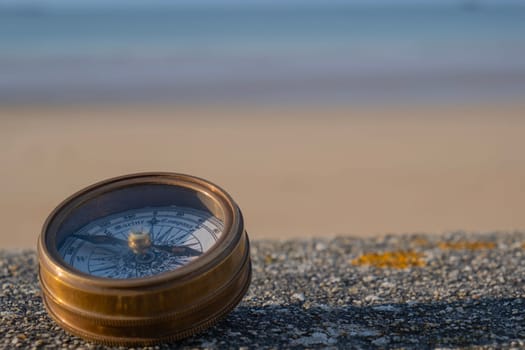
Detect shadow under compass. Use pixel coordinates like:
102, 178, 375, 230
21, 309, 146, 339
181, 297, 525, 349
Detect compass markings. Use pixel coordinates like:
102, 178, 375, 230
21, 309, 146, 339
156, 226, 174, 242
89, 265, 114, 274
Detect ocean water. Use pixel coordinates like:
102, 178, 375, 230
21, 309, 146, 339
1, 1, 525, 104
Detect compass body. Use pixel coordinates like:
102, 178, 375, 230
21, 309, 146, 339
37, 173, 251, 345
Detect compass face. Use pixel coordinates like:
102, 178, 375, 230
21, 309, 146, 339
58, 206, 224, 279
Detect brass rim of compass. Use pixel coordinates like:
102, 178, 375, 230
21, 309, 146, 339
37, 172, 252, 345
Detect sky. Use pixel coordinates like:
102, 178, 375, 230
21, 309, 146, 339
1, 0, 524, 8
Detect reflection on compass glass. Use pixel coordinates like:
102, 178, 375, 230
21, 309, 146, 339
58, 206, 223, 279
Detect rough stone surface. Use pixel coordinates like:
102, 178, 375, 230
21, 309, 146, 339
1, 232, 525, 349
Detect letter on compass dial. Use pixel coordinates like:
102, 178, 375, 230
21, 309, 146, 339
58, 206, 224, 279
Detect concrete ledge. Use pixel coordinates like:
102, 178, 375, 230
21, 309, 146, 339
2, 232, 525, 349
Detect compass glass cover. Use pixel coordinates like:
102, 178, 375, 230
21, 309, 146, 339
58, 205, 223, 279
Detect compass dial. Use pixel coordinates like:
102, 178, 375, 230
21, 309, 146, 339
58, 206, 224, 279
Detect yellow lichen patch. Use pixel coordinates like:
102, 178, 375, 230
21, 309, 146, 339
438, 241, 496, 250
411, 237, 430, 247
351, 251, 425, 269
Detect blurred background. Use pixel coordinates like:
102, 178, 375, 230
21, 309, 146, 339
1, 0, 524, 247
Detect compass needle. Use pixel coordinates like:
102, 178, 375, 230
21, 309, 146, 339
170, 244, 202, 257
72, 234, 127, 246
38, 172, 251, 345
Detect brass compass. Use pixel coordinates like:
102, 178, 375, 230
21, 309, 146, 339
37, 172, 251, 345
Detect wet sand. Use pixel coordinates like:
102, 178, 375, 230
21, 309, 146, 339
1, 103, 524, 248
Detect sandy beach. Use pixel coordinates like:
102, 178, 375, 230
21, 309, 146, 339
1, 103, 524, 248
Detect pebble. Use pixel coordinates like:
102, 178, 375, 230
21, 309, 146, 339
372, 304, 399, 312
1, 232, 525, 349
372, 336, 390, 346
292, 331, 337, 346
291, 292, 305, 302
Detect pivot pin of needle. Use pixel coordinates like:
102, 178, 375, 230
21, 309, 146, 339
128, 231, 152, 254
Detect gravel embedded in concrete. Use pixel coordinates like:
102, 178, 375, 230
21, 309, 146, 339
1, 232, 525, 349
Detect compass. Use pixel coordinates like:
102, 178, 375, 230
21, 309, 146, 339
37, 172, 251, 345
